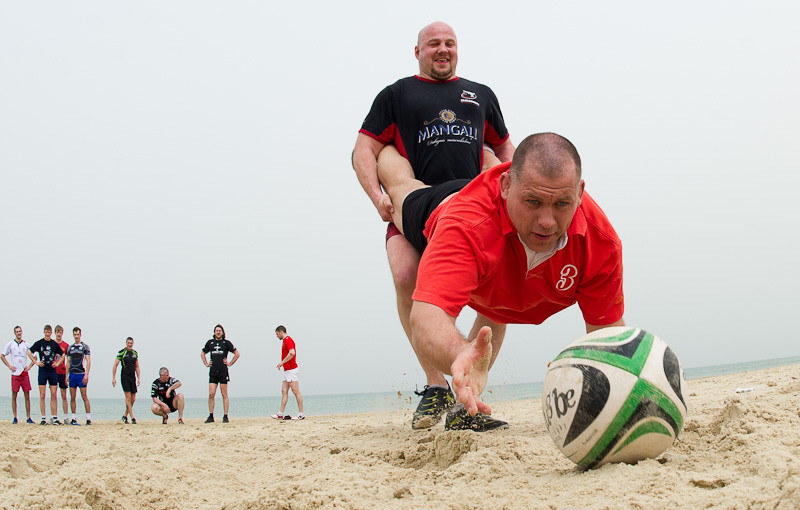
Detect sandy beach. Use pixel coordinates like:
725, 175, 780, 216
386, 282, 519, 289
2, 364, 800, 509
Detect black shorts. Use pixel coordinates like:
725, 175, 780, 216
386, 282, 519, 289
121, 374, 137, 393
38, 370, 59, 387
209, 368, 230, 385
402, 179, 470, 253
165, 396, 178, 413
57, 373, 67, 389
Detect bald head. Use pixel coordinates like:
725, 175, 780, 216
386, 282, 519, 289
417, 21, 456, 47
415, 21, 458, 81
509, 133, 582, 182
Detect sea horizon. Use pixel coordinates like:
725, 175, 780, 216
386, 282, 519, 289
2, 355, 798, 422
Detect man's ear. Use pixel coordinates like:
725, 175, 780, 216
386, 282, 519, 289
499, 172, 511, 200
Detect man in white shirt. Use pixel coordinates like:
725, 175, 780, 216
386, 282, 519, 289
1, 326, 36, 424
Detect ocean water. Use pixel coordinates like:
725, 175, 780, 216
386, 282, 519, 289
2, 355, 798, 422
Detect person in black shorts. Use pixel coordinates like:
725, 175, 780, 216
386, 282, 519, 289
112, 337, 140, 424
29, 325, 64, 425
352, 21, 515, 431
200, 324, 239, 423
151, 367, 184, 424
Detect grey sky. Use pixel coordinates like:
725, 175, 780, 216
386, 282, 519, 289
2, 1, 798, 399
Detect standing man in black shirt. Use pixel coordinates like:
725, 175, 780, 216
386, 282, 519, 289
352, 21, 515, 431
112, 336, 140, 424
29, 325, 63, 425
201, 324, 239, 423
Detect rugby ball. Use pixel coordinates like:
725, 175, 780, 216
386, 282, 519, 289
542, 327, 687, 469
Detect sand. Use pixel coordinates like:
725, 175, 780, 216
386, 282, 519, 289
2, 364, 800, 509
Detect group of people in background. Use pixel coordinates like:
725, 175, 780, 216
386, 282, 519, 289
1, 325, 91, 425
2, 324, 304, 424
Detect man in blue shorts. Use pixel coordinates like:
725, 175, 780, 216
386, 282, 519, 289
67, 327, 92, 425
29, 325, 64, 425
201, 324, 239, 423
151, 367, 185, 425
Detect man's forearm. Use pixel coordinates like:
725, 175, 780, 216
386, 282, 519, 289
409, 301, 467, 375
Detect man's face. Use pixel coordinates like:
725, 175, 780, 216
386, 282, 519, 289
160, 371, 170, 382
44, 329, 52, 341
275, 330, 285, 340
214, 327, 223, 340
73, 330, 81, 343
126, 339, 134, 350
14, 327, 22, 340
501, 160, 584, 253
415, 24, 457, 81
55, 330, 62, 341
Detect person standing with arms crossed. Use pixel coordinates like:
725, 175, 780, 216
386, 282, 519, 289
112, 337, 140, 424
271, 325, 304, 420
1, 326, 36, 424
54, 325, 70, 422
352, 21, 515, 430
29, 325, 64, 425
67, 327, 92, 425
201, 324, 239, 423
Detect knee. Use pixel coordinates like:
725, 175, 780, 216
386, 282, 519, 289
391, 262, 418, 297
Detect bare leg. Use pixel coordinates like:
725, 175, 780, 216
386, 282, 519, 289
23, 391, 31, 419
386, 236, 448, 387
79, 387, 90, 414
151, 403, 166, 417
208, 383, 217, 414
39, 385, 47, 418
49, 385, 58, 417
11, 391, 18, 419
60, 387, 68, 416
175, 394, 185, 420
124, 391, 133, 418
279, 381, 289, 414
220, 383, 229, 415
376, 145, 428, 234
130, 392, 136, 418
70, 387, 77, 414
289, 381, 304, 413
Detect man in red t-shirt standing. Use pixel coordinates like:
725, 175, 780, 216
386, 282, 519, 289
272, 325, 305, 420
380, 132, 626, 430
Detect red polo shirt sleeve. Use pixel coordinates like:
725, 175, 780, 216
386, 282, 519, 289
413, 217, 486, 318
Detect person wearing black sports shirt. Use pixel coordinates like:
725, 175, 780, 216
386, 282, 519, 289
29, 325, 64, 425
151, 367, 184, 424
200, 324, 239, 423
352, 21, 515, 431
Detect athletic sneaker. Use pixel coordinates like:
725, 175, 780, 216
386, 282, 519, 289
204, 414, 214, 423
295, 414, 306, 420
131, 418, 137, 424
162, 417, 168, 425
122, 416, 128, 424
40, 419, 48, 425
178, 418, 184, 424
12, 417, 18, 424
222, 415, 229, 423
411, 385, 456, 429
271, 413, 284, 420
26, 418, 35, 424
444, 404, 508, 432
86, 420, 92, 425
51, 418, 62, 426
70, 419, 80, 426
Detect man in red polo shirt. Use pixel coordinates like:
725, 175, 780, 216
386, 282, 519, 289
379, 132, 625, 430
